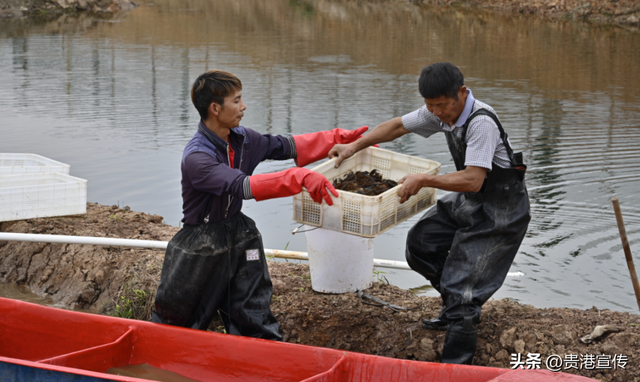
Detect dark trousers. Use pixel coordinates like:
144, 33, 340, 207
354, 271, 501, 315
152, 213, 281, 340
406, 189, 530, 363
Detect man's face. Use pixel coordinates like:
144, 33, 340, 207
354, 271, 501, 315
424, 86, 467, 126
215, 90, 246, 128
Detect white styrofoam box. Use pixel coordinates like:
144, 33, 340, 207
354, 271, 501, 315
0, 153, 70, 175
293, 147, 441, 238
0, 172, 87, 222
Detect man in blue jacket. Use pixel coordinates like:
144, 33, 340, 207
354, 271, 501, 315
152, 70, 367, 339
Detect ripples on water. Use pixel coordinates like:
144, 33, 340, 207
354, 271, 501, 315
1, 0, 639, 312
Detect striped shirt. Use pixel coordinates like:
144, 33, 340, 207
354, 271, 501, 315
401, 89, 511, 170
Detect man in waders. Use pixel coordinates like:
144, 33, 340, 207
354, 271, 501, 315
329, 62, 531, 364
152, 70, 369, 339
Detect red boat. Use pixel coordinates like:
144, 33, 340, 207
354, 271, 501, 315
0, 297, 595, 381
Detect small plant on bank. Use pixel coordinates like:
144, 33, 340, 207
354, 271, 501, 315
112, 289, 146, 319
111, 281, 152, 320
373, 268, 386, 283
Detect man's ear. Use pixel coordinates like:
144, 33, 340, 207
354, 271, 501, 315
209, 102, 220, 117
459, 85, 467, 97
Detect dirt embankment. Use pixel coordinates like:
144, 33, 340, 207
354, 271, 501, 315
2, 0, 639, 27
0, 0, 136, 18
1, 203, 639, 382
420, 0, 639, 27
0, 203, 169, 313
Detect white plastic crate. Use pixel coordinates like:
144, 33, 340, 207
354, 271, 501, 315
0, 153, 70, 175
293, 147, 441, 238
0, 172, 87, 222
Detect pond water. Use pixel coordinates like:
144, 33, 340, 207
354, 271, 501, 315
1, 0, 640, 312
106, 363, 199, 382
0, 282, 57, 306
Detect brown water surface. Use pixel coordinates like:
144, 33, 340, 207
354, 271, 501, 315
106, 364, 200, 382
0, 282, 56, 306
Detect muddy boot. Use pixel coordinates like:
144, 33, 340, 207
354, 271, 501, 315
423, 298, 448, 331
440, 317, 478, 365
423, 317, 448, 331
423, 305, 448, 331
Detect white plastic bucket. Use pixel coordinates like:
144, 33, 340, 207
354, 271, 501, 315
305, 226, 374, 293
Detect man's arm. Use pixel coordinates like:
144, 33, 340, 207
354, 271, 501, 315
397, 166, 487, 204
292, 126, 369, 167
328, 117, 410, 168
184, 152, 248, 198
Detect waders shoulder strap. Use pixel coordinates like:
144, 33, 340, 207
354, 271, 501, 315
463, 109, 524, 168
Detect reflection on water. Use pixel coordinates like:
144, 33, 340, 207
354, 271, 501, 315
1, 0, 640, 313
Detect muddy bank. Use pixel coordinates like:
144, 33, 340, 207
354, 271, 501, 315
2, 0, 639, 28
419, 0, 639, 27
0, 0, 136, 18
1, 203, 639, 381
0, 203, 170, 312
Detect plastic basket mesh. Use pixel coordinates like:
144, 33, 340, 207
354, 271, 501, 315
0, 173, 86, 222
342, 199, 362, 234
1, 159, 26, 166
302, 193, 321, 225
417, 188, 435, 210
371, 156, 391, 178
409, 164, 427, 174
379, 195, 397, 231
293, 148, 440, 238
396, 200, 416, 221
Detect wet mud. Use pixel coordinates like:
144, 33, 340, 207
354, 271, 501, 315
0, 203, 639, 381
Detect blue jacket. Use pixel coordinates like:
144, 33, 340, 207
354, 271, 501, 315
181, 121, 295, 225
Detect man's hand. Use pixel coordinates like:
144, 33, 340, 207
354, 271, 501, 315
328, 118, 410, 169
293, 126, 368, 167
333, 126, 369, 144
397, 174, 427, 204
328, 143, 357, 168
302, 171, 339, 205
250, 168, 338, 205
397, 166, 488, 203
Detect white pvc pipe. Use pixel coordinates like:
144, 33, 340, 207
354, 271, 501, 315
0, 232, 167, 249
0, 232, 524, 277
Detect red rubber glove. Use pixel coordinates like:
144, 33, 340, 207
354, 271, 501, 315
249, 168, 339, 205
293, 126, 369, 167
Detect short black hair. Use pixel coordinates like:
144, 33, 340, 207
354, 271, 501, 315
418, 62, 464, 100
191, 70, 243, 120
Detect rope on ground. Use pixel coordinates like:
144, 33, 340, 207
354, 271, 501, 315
357, 290, 417, 313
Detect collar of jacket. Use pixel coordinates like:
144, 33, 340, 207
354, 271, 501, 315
197, 120, 245, 152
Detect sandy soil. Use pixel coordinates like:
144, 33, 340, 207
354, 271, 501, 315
1, 203, 639, 381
